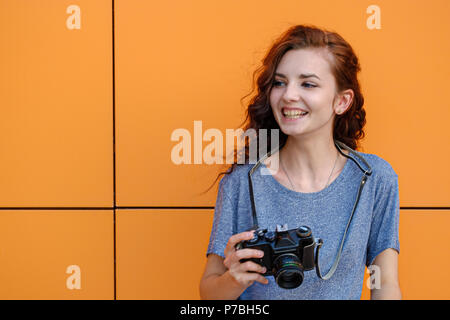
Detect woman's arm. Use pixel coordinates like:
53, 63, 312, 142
199, 254, 248, 300
199, 231, 268, 300
370, 248, 402, 300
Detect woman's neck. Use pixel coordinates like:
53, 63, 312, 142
279, 135, 342, 187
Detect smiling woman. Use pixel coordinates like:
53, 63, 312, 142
200, 24, 400, 300
206, 25, 367, 191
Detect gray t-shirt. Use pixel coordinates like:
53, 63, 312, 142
206, 150, 400, 300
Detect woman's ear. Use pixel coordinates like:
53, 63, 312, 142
334, 89, 354, 115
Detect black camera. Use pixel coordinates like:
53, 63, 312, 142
236, 224, 317, 289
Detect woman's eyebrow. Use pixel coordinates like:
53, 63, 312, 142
275, 72, 321, 80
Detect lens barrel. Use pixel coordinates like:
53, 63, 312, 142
273, 254, 304, 289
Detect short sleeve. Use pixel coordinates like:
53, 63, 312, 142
206, 175, 237, 259
366, 173, 400, 266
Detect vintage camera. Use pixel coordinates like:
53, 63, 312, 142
236, 224, 317, 289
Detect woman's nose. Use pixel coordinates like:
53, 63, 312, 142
281, 83, 300, 102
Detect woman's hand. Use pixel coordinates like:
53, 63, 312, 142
223, 231, 269, 288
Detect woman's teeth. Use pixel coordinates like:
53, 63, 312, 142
283, 110, 308, 119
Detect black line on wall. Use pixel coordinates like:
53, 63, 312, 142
112, 0, 117, 301
1, 207, 450, 210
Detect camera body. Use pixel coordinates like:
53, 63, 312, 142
236, 224, 317, 289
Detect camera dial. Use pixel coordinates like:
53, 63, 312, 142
264, 231, 276, 242
256, 228, 268, 237
248, 232, 260, 244
296, 226, 312, 238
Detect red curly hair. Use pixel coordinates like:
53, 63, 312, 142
204, 24, 366, 194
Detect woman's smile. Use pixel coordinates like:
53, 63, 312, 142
281, 107, 309, 121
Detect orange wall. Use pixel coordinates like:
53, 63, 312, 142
0, 0, 449, 299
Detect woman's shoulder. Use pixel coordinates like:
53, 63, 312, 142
218, 163, 253, 190
353, 149, 398, 180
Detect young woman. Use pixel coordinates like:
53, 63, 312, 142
199, 24, 401, 300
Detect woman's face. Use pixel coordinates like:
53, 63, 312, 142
270, 48, 350, 140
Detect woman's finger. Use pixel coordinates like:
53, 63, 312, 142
223, 231, 255, 257
239, 260, 267, 274
234, 248, 264, 261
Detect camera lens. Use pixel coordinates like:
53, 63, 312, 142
273, 254, 304, 289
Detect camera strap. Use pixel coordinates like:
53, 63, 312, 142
247, 140, 372, 280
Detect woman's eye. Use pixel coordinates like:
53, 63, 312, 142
272, 80, 316, 88
273, 80, 285, 87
